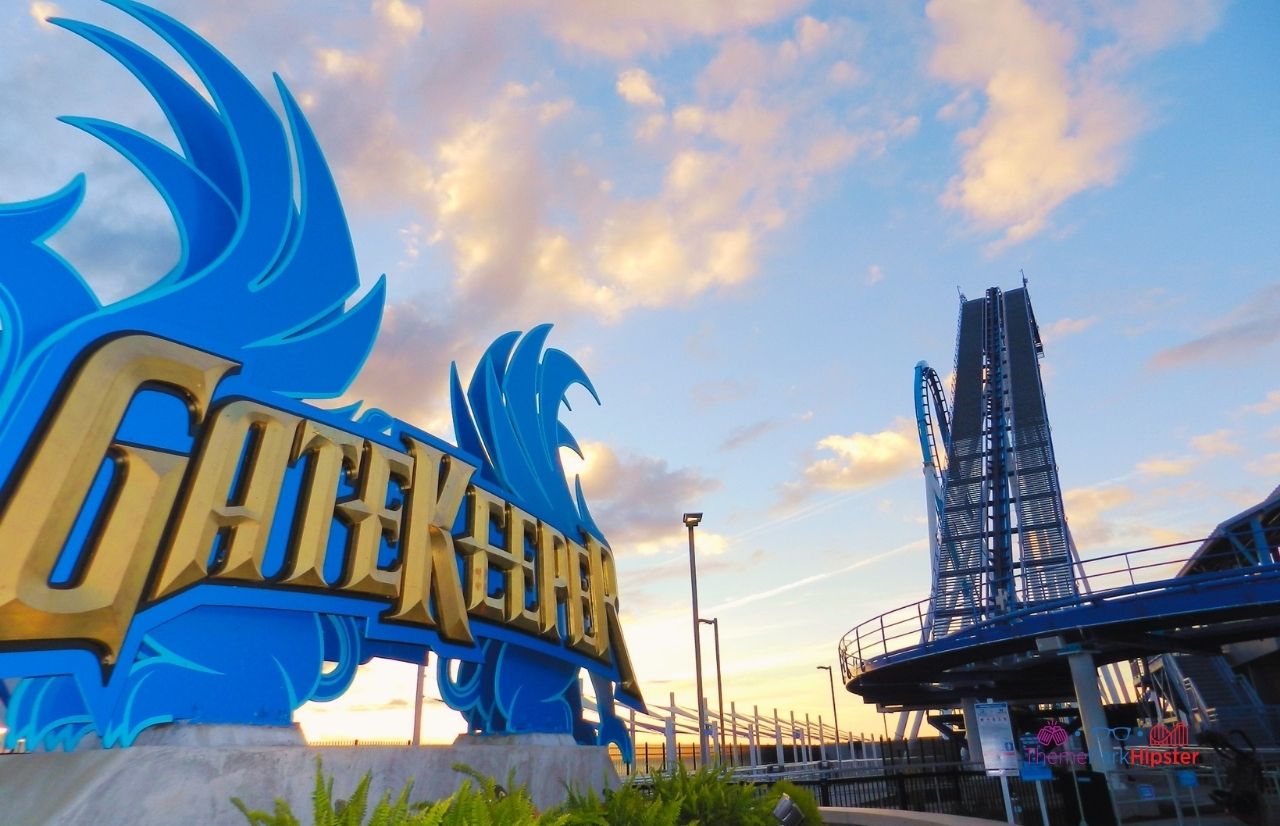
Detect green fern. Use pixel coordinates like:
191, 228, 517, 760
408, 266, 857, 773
231, 795, 303, 826
234, 758, 697, 825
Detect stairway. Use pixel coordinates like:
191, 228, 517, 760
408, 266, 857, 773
1168, 654, 1280, 747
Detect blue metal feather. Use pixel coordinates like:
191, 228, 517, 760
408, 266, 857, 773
451, 363, 492, 475
58, 117, 237, 283
246, 78, 363, 331
49, 18, 243, 208
0, 176, 99, 383
101, 1, 295, 300
0, 0, 387, 406
481, 359, 550, 511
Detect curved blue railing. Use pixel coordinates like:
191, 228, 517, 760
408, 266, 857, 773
839, 540, 1280, 684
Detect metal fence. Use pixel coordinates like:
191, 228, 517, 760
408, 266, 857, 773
792, 767, 1068, 823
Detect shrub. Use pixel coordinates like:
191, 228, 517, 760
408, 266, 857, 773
232, 759, 566, 826
648, 765, 774, 826
233, 758, 826, 825
555, 783, 681, 826
763, 779, 824, 826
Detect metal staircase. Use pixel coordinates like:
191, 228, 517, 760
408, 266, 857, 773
1149, 653, 1280, 747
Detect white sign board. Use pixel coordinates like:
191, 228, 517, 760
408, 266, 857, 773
974, 702, 1019, 776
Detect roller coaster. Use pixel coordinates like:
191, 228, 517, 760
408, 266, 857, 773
840, 283, 1280, 747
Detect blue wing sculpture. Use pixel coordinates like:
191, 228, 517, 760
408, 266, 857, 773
0, 0, 639, 758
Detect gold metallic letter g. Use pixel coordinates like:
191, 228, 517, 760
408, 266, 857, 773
0, 334, 235, 664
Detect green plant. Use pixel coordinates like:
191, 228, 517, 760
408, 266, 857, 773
647, 765, 774, 826
232, 759, 568, 826
763, 779, 824, 826
555, 782, 681, 826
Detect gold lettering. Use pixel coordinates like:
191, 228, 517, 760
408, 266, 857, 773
279, 421, 362, 588
0, 334, 234, 661
534, 524, 567, 640
385, 438, 474, 643
503, 505, 541, 634
151, 401, 300, 597
456, 485, 507, 621
599, 543, 641, 701
337, 439, 412, 598
572, 535, 608, 659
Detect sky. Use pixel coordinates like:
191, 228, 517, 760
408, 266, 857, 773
1, 0, 1278, 745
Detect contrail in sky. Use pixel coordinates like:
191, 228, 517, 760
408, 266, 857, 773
706, 538, 927, 614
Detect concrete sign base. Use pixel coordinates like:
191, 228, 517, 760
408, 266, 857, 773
0, 726, 618, 825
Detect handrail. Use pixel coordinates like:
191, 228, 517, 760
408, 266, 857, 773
838, 539, 1280, 682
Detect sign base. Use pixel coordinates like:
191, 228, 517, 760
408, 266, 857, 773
0, 730, 618, 825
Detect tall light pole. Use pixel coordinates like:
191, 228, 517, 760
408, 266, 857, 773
683, 512, 708, 766
817, 665, 840, 763
700, 617, 725, 762
412, 652, 428, 746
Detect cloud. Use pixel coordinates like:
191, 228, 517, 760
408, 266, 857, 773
926, 0, 1223, 250
1128, 429, 1237, 481
784, 418, 918, 502
616, 68, 664, 107
1190, 429, 1240, 457
6, 0, 913, 422
706, 539, 924, 614
1064, 485, 1133, 546
1149, 284, 1280, 369
341, 300, 472, 436
565, 441, 722, 552
1246, 452, 1280, 478
1136, 457, 1195, 477
374, 0, 426, 37
29, 2, 59, 27
865, 264, 884, 285
1242, 391, 1280, 417
692, 378, 755, 408
719, 418, 782, 451
416, 71, 899, 322
515, 0, 809, 59
1041, 316, 1097, 342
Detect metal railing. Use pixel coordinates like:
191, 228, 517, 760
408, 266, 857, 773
839, 541, 1280, 682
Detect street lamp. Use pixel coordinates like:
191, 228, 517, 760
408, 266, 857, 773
683, 512, 709, 766
413, 652, 428, 746
817, 665, 840, 764
700, 617, 725, 762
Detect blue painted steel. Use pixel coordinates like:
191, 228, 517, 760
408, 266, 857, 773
0, 0, 639, 758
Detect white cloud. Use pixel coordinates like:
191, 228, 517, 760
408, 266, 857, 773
1064, 485, 1133, 546
786, 418, 918, 501
1150, 284, 1280, 369
1246, 452, 1280, 478
926, 0, 1223, 250
1041, 316, 1097, 342
374, 0, 425, 37
315, 47, 380, 81
616, 69, 664, 107
29, 2, 59, 28
1190, 429, 1240, 458
516, 0, 808, 59
1243, 391, 1280, 417
565, 442, 722, 551
1136, 457, 1196, 477
865, 264, 883, 285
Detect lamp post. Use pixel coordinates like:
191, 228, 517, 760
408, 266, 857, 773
700, 617, 725, 762
817, 665, 840, 764
412, 653, 428, 746
683, 512, 709, 766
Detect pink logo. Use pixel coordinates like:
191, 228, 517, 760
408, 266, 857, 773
1150, 722, 1188, 747
1037, 723, 1069, 747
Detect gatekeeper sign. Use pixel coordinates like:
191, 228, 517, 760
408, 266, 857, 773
0, 0, 642, 757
